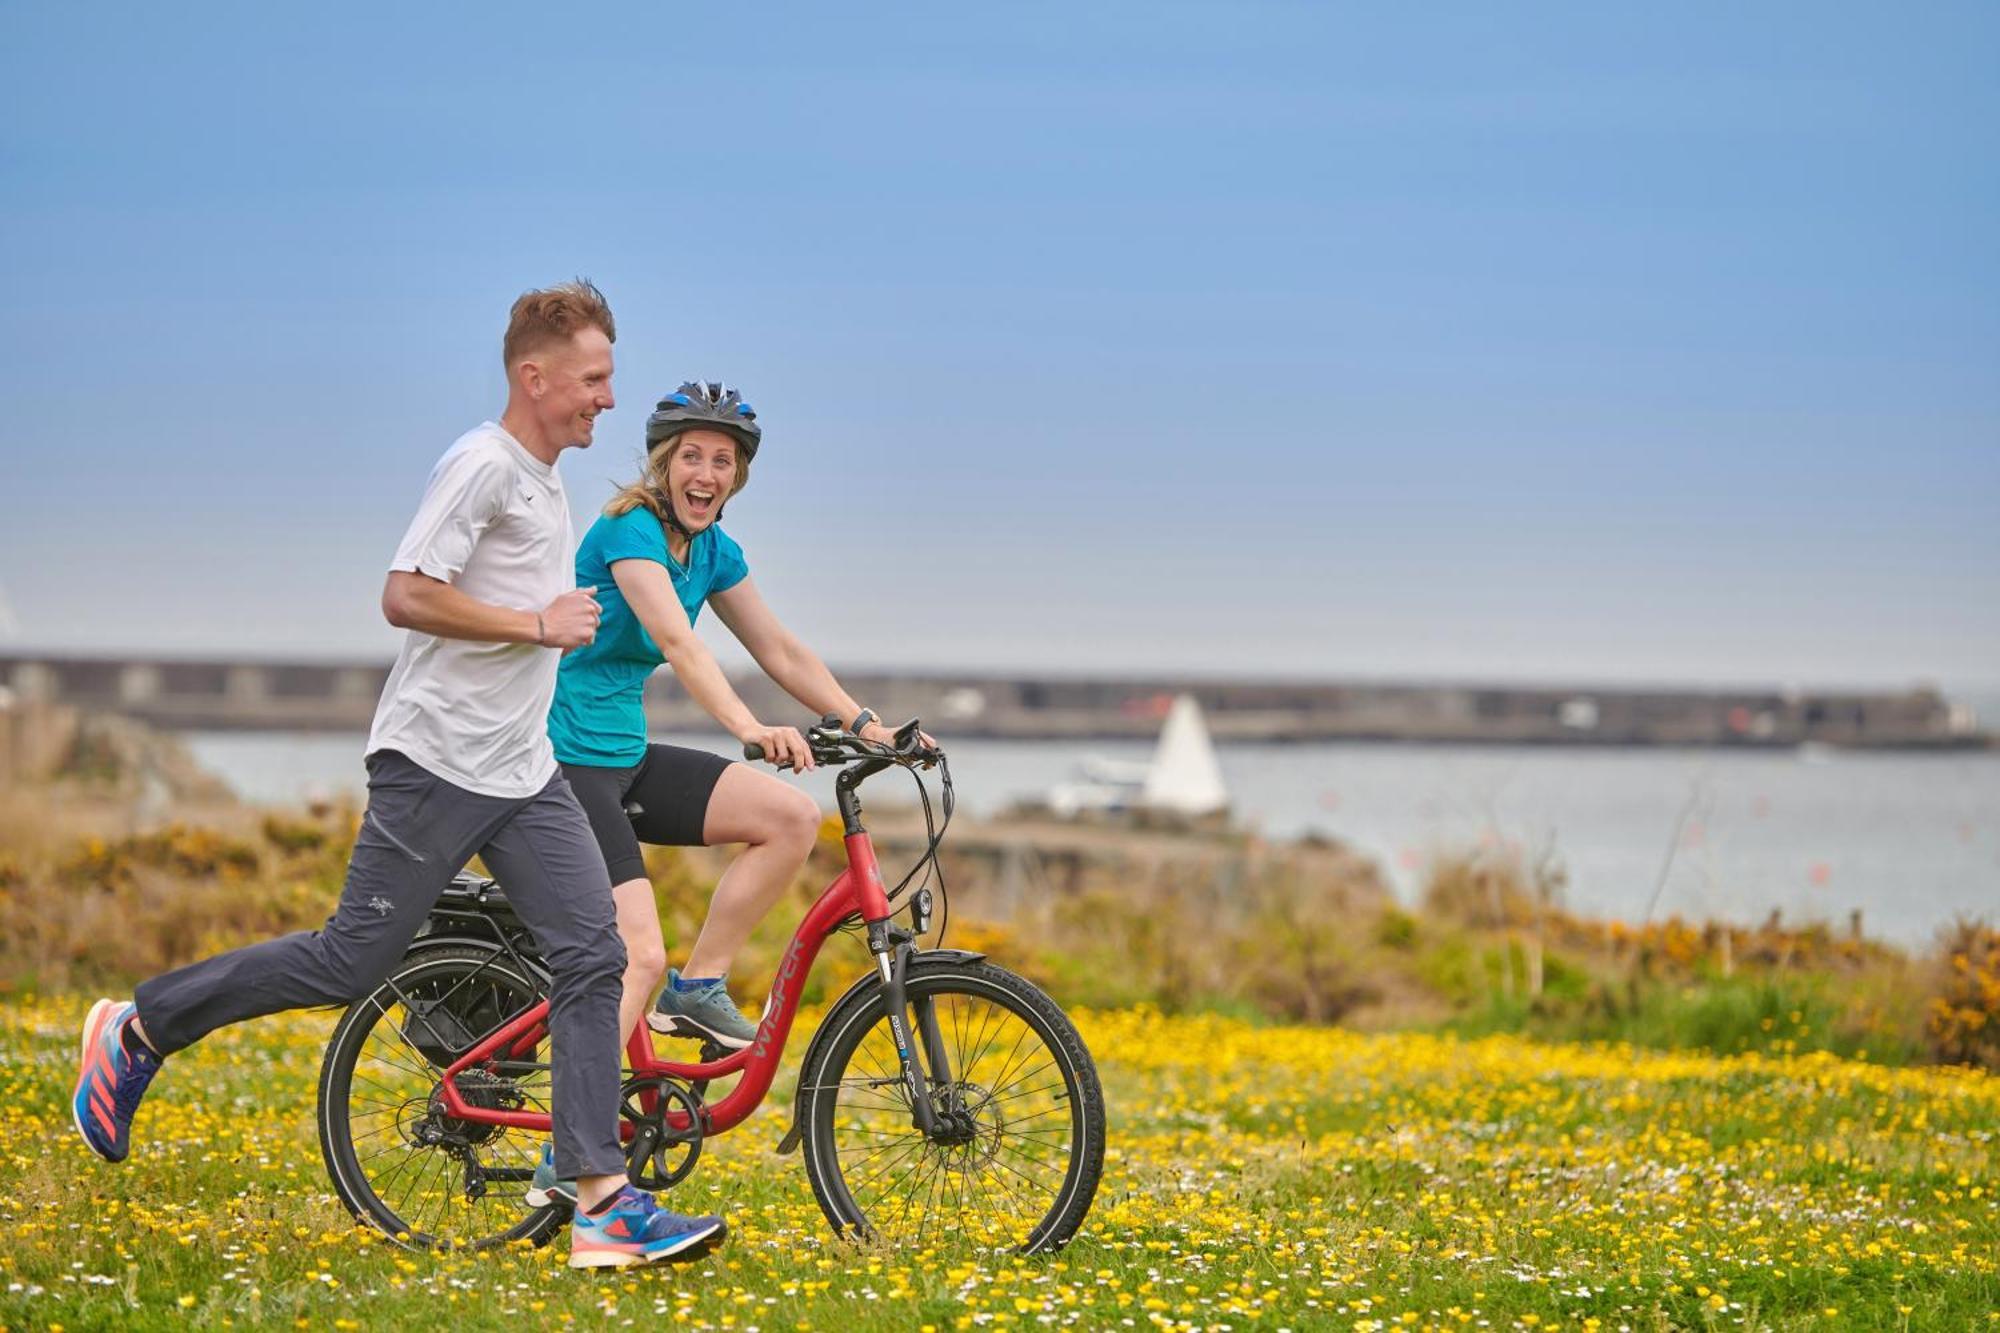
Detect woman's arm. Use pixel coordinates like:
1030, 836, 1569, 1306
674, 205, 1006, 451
709, 577, 902, 744
609, 560, 813, 769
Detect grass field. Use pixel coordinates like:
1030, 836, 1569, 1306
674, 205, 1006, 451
2, 995, 1995, 1332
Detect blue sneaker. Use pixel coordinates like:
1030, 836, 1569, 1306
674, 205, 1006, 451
524, 1142, 578, 1209
568, 1186, 725, 1269
73, 999, 162, 1163
647, 969, 757, 1049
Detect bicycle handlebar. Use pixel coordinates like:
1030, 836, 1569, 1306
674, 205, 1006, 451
742, 715, 939, 769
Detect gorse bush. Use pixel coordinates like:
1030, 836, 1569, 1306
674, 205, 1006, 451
54, 823, 263, 888
1928, 918, 2000, 1070
3, 814, 351, 991
0, 794, 1985, 1072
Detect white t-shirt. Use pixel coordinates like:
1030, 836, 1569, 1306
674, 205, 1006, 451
366, 422, 572, 798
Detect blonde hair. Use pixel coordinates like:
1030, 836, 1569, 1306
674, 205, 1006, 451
605, 430, 752, 521
502, 279, 616, 371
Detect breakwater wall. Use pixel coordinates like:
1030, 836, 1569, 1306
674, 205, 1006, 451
0, 652, 1983, 749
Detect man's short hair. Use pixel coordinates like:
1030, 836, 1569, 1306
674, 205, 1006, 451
502, 279, 616, 370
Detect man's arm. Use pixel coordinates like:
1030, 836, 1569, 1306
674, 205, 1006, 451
382, 571, 600, 649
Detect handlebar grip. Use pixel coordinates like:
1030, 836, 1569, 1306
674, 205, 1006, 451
743, 742, 766, 762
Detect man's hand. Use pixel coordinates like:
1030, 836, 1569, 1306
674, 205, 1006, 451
540, 586, 602, 649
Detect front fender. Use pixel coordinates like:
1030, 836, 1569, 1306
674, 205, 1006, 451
772, 948, 987, 1155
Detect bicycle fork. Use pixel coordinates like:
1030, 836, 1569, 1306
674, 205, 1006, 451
867, 921, 964, 1140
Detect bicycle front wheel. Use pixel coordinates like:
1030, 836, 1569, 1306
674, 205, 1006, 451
798, 959, 1105, 1254
316, 944, 564, 1251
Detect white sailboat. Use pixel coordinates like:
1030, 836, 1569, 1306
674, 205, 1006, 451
1140, 693, 1229, 817
1044, 693, 1229, 819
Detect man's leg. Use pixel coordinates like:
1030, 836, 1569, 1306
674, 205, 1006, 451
78, 752, 511, 1164
475, 773, 629, 1195
474, 772, 728, 1266
133, 752, 498, 1053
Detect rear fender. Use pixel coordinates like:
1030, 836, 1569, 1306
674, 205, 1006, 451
401, 934, 548, 977
773, 948, 987, 1155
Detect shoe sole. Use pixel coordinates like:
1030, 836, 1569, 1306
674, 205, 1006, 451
567, 1218, 727, 1269
72, 999, 120, 1162
525, 1185, 578, 1209
645, 1011, 752, 1051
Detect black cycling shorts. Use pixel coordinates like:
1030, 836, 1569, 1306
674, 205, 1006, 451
561, 743, 732, 884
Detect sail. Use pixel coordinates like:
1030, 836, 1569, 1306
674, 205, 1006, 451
1140, 693, 1229, 815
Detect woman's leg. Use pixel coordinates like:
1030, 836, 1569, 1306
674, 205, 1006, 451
556, 760, 661, 1044
681, 764, 821, 980
610, 877, 667, 1042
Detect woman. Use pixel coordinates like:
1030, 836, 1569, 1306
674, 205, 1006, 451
546, 381, 913, 1061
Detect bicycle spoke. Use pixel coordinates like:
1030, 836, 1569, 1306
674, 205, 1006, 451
984, 1060, 1059, 1100
835, 1133, 927, 1178
391, 1147, 446, 1236
844, 1128, 936, 1200
979, 1025, 1039, 1098
957, 999, 1009, 1083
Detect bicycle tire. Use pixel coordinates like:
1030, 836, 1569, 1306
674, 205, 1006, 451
798, 958, 1104, 1254
316, 944, 565, 1251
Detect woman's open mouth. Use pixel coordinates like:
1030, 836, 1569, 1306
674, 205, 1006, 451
681, 488, 716, 521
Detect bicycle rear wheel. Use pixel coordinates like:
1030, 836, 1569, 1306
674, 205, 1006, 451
798, 958, 1104, 1254
316, 944, 564, 1250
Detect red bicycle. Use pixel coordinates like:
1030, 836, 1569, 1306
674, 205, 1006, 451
315, 719, 1105, 1254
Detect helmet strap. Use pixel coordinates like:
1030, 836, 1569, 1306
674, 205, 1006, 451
652, 487, 693, 542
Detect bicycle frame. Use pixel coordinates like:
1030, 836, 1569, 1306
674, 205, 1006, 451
431, 831, 893, 1139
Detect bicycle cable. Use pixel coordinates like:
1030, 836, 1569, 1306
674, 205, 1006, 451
883, 753, 953, 946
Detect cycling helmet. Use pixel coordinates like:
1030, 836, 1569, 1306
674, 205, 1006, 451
644, 380, 761, 460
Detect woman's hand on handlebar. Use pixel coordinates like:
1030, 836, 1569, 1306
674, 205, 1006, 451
740, 724, 815, 773
859, 719, 935, 756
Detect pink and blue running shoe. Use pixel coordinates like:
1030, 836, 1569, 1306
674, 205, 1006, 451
73, 999, 161, 1163
568, 1186, 725, 1269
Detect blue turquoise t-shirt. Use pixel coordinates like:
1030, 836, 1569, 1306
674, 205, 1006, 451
548, 507, 749, 766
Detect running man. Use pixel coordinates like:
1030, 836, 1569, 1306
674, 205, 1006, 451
72, 280, 724, 1268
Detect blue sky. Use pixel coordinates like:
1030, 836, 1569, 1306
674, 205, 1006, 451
3, 2, 1995, 691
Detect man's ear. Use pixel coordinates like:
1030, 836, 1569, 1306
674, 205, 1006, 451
515, 358, 545, 399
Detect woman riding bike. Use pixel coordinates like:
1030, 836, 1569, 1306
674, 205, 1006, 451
541, 383, 923, 1164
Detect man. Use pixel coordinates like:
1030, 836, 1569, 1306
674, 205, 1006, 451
73, 280, 724, 1269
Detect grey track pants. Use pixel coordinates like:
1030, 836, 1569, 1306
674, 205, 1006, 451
134, 749, 629, 1180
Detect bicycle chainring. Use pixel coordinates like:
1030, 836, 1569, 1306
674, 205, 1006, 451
617, 1075, 705, 1191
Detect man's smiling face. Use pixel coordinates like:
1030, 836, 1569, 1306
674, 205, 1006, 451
531, 327, 616, 449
